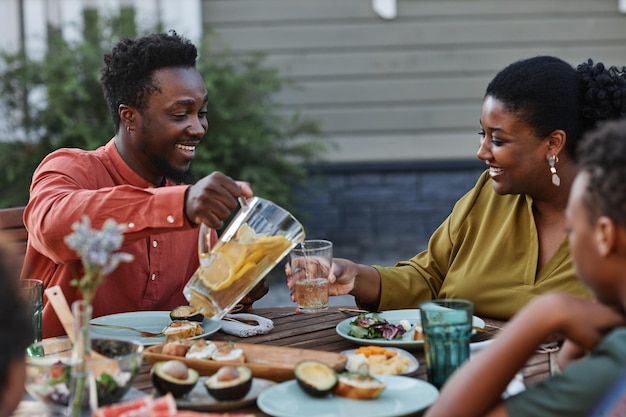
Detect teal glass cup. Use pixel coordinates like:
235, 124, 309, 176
420, 299, 473, 389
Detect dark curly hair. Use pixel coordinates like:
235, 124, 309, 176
100, 31, 198, 132
485, 56, 626, 160
0, 236, 34, 389
577, 118, 626, 227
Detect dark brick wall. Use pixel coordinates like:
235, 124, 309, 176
295, 160, 486, 266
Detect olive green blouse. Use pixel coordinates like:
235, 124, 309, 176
369, 170, 592, 320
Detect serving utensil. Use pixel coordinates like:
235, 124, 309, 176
44, 286, 119, 374
338, 308, 369, 314
222, 317, 260, 326
472, 326, 497, 335
90, 323, 164, 338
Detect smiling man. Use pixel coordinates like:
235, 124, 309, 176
21, 31, 265, 338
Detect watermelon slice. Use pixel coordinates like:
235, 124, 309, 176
93, 394, 255, 417
93, 394, 176, 417
174, 412, 255, 417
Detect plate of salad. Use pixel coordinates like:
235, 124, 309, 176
335, 309, 485, 350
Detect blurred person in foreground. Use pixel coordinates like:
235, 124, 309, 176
288, 56, 626, 319
21, 31, 266, 339
0, 234, 34, 417
425, 117, 626, 417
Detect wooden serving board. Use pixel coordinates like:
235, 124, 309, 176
144, 341, 347, 382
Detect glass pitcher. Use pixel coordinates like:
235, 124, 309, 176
183, 197, 305, 320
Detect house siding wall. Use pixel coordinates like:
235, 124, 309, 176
202, 0, 626, 163
201, 0, 626, 263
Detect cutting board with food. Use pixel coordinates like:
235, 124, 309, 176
144, 339, 347, 382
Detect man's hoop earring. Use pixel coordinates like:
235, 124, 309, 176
548, 155, 560, 186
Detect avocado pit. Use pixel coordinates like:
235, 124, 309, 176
151, 360, 199, 398
204, 365, 252, 401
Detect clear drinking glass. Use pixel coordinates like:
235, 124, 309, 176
290, 239, 333, 312
184, 197, 305, 320
20, 279, 43, 343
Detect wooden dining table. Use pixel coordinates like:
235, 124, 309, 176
131, 306, 560, 417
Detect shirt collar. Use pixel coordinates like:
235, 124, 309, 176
104, 139, 160, 188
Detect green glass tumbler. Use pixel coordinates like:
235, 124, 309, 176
420, 299, 473, 389
20, 279, 43, 343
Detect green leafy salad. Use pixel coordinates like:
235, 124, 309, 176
348, 313, 407, 340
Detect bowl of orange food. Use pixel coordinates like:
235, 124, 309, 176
341, 345, 419, 376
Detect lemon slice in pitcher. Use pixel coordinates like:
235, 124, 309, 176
198, 251, 237, 291
235, 223, 258, 243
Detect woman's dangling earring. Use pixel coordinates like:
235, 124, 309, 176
548, 155, 560, 186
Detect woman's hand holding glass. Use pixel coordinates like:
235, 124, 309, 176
286, 257, 357, 301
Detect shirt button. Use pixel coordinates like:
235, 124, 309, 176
128, 222, 135, 229
166, 215, 175, 224
151, 274, 156, 281
152, 241, 158, 248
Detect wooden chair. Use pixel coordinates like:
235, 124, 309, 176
0, 206, 27, 268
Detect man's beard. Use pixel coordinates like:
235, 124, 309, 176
151, 155, 195, 184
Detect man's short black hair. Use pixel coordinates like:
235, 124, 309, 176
100, 31, 198, 132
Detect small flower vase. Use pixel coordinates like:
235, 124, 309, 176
67, 300, 97, 417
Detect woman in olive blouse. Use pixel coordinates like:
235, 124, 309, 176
287, 56, 626, 320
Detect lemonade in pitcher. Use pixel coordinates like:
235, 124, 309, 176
184, 197, 305, 319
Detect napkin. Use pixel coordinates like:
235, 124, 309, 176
219, 313, 274, 337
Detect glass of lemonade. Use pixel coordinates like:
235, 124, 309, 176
184, 197, 305, 320
290, 239, 333, 313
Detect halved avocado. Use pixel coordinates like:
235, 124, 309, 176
294, 360, 338, 397
204, 365, 252, 401
151, 360, 199, 398
170, 305, 204, 322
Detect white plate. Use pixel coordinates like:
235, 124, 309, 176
470, 338, 494, 354
169, 377, 275, 412
257, 375, 439, 417
336, 309, 486, 350
340, 347, 419, 376
90, 311, 221, 346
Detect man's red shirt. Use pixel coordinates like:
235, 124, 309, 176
22, 139, 212, 338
